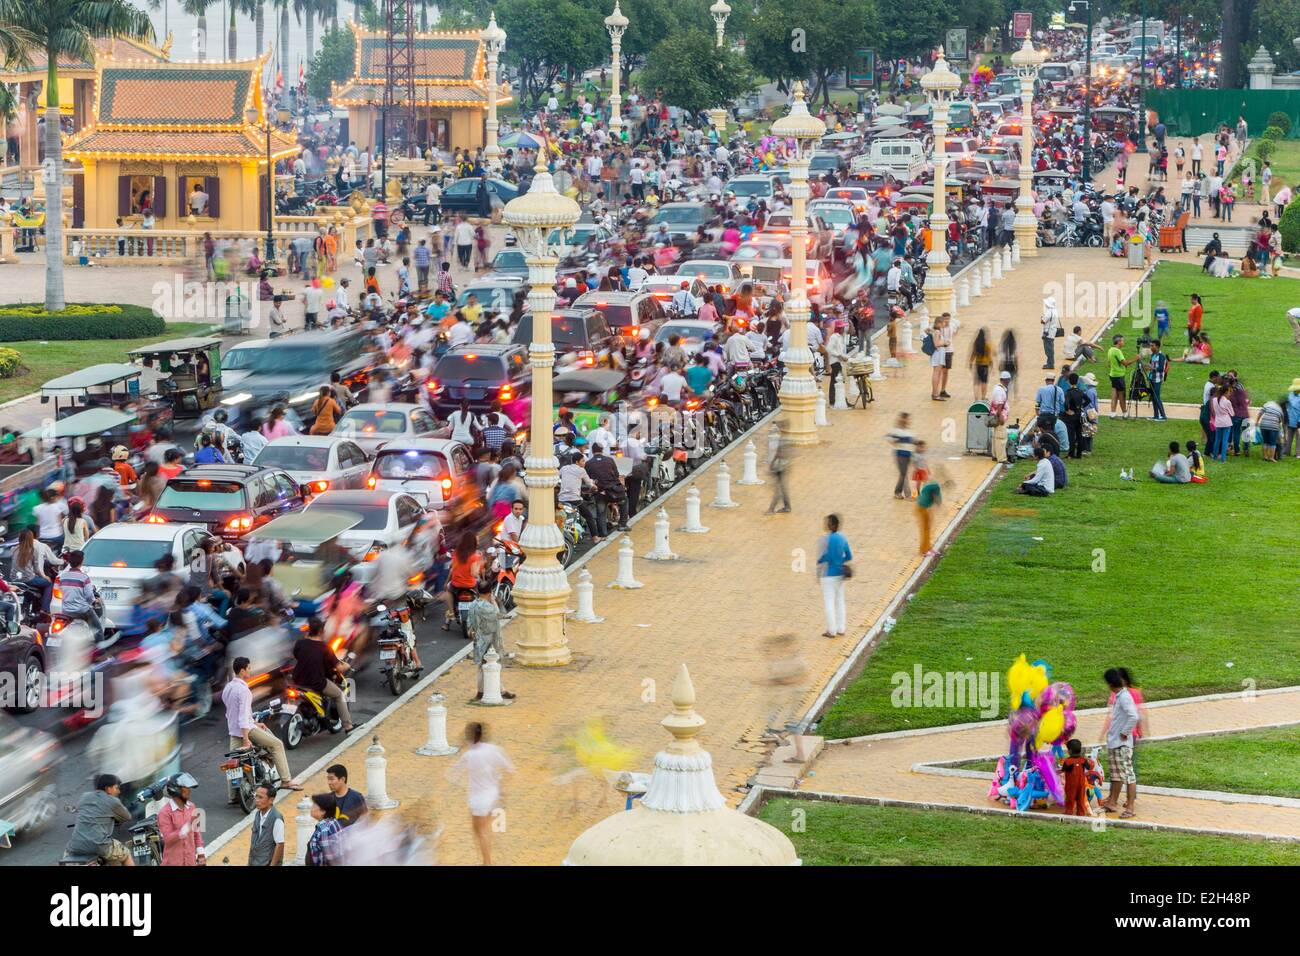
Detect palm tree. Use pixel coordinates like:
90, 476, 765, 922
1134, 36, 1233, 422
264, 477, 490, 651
0, 0, 152, 312
180, 0, 211, 60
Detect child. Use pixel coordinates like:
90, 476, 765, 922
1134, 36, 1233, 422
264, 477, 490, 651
1059, 738, 1098, 817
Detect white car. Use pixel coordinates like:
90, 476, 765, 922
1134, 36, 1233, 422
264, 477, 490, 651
367, 438, 477, 512
53, 523, 244, 624
331, 402, 444, 454
302, 489, 428, 563
252, 435, 372, 495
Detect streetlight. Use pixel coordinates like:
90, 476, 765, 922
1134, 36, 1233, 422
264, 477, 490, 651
708, 0, 731, 135
769, 81, 825, 445
246, 102, 292, 262
920, 47, 959, 319
481, 11, 507, 175
501, 145, 580, 667
1069, 0, 1094, 183
604, 2, 629, 140
1010, 37, 1044, 258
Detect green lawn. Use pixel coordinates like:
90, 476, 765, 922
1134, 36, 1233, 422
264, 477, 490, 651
757, 798, 1300, 865
816, 420, 1300, 740
0, 322, 218, 405
960, 727, 1300, 799
1117, 261, 1300, 405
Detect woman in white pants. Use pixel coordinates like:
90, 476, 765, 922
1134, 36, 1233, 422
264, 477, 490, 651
816, 514, 852, 637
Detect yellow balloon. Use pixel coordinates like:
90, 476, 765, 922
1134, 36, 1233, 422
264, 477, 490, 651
1035, 704, 1065, 749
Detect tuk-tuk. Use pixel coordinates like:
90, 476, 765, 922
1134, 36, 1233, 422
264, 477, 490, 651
243, 510, 362, 619
553, 368, 628, 441
128, 337, 224, 418
1033, 168, 1070, 198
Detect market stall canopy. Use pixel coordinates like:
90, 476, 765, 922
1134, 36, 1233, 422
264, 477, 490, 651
23, 407, 136, 440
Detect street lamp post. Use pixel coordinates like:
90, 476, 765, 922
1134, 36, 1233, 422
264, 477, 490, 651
605, 2, 629, 140
770, 82, 826, 445
1070, 1, 1094, 184
247, 103, 291, 262
1011, 38, 1044, 258
502, 147, 580, 667
920, 48, 960, 319
708, 0, 731, 134
481, 12, 507, 175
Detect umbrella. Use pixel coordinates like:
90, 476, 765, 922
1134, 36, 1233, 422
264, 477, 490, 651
499, 130, 543, 150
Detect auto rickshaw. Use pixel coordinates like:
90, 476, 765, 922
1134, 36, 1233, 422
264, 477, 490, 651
128, 336, 224, 418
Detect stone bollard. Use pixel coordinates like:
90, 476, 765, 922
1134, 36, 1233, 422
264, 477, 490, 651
609, 536, 644, 588
416, 692, 459, 756
364, 734, 400, 809
644, 508, 678, 560
1012, 241, 1021, 265
1002, 245, 1013, 272
958, 277, 970, 307
869, 345, 885, 381
982, 257, 993, 288
478, 649, 509, 705
680, 485, 709, 533
572, 568, 605, 622
712, 462, 740, 507
737, 440, 764, 485
295, 795, 313, 865
970, 268, 983, 297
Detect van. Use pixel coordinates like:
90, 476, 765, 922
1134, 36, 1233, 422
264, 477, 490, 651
863, 138, 925, 180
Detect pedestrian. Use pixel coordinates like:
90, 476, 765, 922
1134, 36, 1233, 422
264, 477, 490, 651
764, 424, 793, 514
449, 722, 515, 866
247, 784, 285, 866
1098, 668, 1142, 819
886, 412, 915, 499
815, 514, 852, 638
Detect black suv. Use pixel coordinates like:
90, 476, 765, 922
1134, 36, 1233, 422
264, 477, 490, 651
510, 308, 613, 366
148, 464, 309, 541
428, 343, 530, 417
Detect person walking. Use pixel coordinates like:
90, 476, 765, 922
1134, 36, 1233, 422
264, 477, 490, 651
815, 514, 852, 638
449, 722, 515, 866
1099, 668, 1141, 819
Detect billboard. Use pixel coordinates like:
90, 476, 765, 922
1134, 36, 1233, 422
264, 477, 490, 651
945, 28, 969, 62
847, 48, 876, 89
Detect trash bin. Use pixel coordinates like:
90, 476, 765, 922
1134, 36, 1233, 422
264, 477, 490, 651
1127, 234, 1146, 268
966, 400, 992, 455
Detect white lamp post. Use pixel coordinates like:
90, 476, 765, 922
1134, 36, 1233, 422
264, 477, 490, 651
605, 2, 629, 140
707, 0, 732, 134
770, 82, 826, 445
481, 12, 507, 175
1010, 37, 1045, 257
920, 48, 960, 319
502, 146, 580, 667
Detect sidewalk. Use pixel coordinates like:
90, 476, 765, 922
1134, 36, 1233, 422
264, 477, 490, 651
214, 248, 1138, 865
803, 689, 1300, 839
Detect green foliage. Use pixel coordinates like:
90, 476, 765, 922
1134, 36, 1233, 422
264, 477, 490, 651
0, 304, 163, 341
641, 29, 755, 117
1280, 199, 1300, 253
306, 21, 355, 100
1267, 110, 1292, 136
1261, 125, 1284, 141
0, 348, 22, 377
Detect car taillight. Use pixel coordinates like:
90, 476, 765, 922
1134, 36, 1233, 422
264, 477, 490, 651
225, 515, 253, 533
145, 514, 167, 524
367, 474, 378, 489
312, 479, 330, 493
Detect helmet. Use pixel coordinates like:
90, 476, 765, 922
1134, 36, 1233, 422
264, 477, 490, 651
110, 445, 130, 462
164, 772, 199, 797
213, 409, 229, 424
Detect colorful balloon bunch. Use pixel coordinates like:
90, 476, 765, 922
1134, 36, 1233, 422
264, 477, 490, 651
989, 655, 1080, 811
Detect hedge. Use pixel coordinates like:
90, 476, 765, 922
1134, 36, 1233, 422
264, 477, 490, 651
0, 348, 21, 377
0, 304, 164, 341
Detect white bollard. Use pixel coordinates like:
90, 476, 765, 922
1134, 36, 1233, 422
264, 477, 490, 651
970, 268, 982, 297
294, 795, 313, 865
644, 508, 678, 560
416, 692, 459, 756
364, 734, 400, 809
982, 258, 994, 288
478, 649, 509, 705
609, 536, 644, 588
1002, 245, 1014, 272
737, 440, 764, 485
957, 277, 970, 307
1011, 241, 1021, 264
680, 485, 709, 533
712, 461, 740, 507
869, 345, 884, 381
572, 568, 605, 621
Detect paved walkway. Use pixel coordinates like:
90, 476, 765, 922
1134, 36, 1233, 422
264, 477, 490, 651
212, 248, 1137, 865
804, 689, 1300, 839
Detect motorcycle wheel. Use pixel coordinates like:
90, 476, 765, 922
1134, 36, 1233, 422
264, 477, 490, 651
282, 713, 304, 750
237, 777, 256, 814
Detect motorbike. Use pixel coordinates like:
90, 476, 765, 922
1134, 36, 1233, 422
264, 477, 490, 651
375, 603, 422, 696
278, 670, 354, 750
221, 702, 284, 812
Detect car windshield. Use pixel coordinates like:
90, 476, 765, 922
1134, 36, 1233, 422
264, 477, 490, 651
158, 480, 246, 510
512, 315, 590, 346
374, 450, 449, 480
254, 444, 331, 471
732, 244, 785, 261
653, 206, 705, 224
82, 537, 173, 569
309, 502, 389, 531
220, 347, 264, 371
727, 179, 771, 198
336, 409, 409, 435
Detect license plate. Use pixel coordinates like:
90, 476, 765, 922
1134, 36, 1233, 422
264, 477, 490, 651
457, 602, 472, 613
226, 768, 243, 782
379, 648, 397, 660
281, 703, 297, 715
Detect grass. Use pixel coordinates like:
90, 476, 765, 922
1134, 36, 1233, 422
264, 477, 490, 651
957, 727, 1300, 799
816, 419, 1300, 740
1135, 261, 1300, 405
757, 798, 1300, 865
0, 322, 217, 405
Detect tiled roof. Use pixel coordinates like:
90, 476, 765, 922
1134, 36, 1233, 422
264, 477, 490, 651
98, 65, 254, 125
332, 81, 504, 107
353, 30, 483, 82
64, 127, 298, 160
